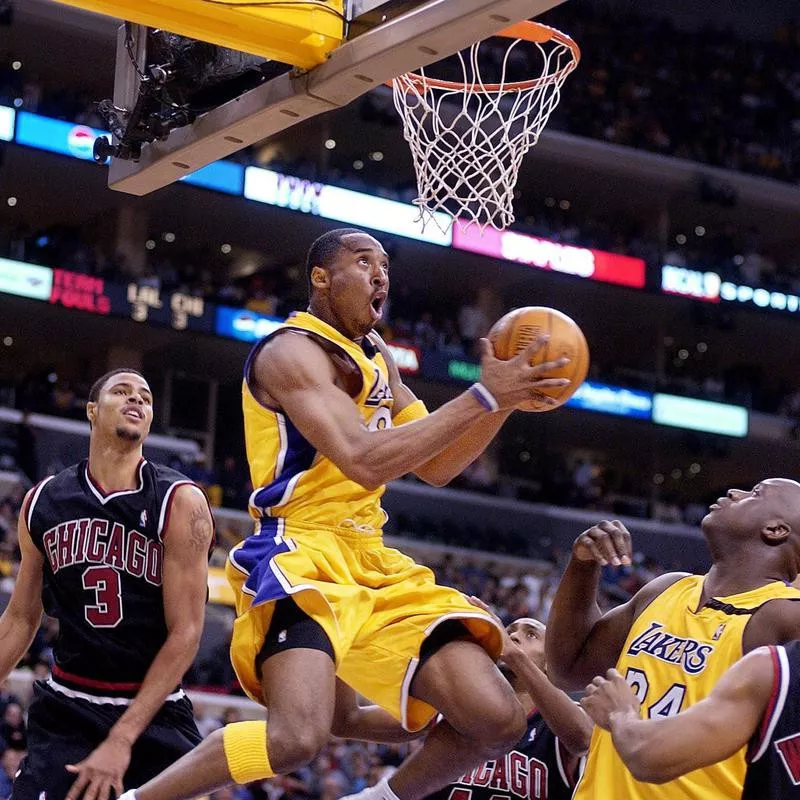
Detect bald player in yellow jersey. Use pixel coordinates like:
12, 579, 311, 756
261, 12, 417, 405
546, 479, 800, 800
120, 228, 572, 800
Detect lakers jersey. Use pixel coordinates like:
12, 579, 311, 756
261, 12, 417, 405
574, 575, 800, 800
243, 311, 394, 531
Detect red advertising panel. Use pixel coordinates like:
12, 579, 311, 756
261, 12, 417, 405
49, 269, 112, 314
452, 227, 646, 288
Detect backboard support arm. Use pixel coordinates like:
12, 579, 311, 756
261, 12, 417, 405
107, 0, 566, 195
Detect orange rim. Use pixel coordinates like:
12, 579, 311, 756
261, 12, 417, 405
391, 21, 580, 94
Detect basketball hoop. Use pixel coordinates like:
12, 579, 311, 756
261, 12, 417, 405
392, 21, 579, 233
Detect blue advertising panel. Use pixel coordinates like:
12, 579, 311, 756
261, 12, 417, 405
15, 112, 109, 161
215, 306, 283, 343
565, 381, 653, 419
180, 160, 244, 196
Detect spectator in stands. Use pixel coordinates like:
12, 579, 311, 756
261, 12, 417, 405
0, 702, 27, 750
0, 747, 26, 798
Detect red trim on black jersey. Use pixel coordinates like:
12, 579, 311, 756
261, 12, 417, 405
23, 478, 46, 528
86, 458, 146, 499
749, 646, 783, 762
52, 664, 142, 692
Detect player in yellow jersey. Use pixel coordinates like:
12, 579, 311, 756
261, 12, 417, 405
545, 478, 800, 800
119, 228, 571, 800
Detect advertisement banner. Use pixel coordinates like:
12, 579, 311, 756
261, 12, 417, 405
661, 265, 721, 302
661, 265, 800, 315
215, 306, 283, 342
453, 227, 646, 288
0, 259, 53, 300
0, 105, 14, 142
652, 393, 748, 438
49, 269, 113, 314
181, 160, 244, 196
386, 343, 420, 375
16, 112, 110, 161
244, 167, 452, 247
565, 381, 652, 419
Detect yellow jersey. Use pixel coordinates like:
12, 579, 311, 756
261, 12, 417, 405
574, 575, 800, 800
242, 311, 403, 531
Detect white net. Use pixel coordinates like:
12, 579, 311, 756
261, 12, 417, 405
392, 23, 579, 233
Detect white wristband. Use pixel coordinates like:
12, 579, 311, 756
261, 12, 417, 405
469, 382, 500, 412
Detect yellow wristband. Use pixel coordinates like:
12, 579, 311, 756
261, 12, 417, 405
393, 399, 429, 426
223, 721, 273, 784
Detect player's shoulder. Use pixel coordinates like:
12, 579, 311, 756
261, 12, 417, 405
254, 329, 339, 390
36, 461, 82, 494
632, 570, 694, 615
146, 459, 193, 486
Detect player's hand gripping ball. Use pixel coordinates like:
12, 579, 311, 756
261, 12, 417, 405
488, 306, 589, 412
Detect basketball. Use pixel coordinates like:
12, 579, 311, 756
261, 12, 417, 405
488, 307, 590, 412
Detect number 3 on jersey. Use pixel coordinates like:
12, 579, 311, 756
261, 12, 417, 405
82, 565, 123, 627
625, 668, 686, 718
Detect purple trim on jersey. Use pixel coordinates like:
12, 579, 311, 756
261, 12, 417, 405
250, 416, 316, 513
230, 518, 294, 605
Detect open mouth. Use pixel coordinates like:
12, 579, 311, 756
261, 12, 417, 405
370, 294, 386, 319
123, 409, 143, 421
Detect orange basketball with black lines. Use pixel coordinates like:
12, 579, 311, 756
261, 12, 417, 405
488, 306, 589, 412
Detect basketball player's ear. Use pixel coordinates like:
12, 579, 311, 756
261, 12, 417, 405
310, 265, 330, 291
86, 401, 97, 428
762, 520, 791, 545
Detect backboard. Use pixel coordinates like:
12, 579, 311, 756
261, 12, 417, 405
55, 0, 568, 196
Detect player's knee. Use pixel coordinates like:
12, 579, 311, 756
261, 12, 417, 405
268, 720, 329, 772
473, 697, 527, 755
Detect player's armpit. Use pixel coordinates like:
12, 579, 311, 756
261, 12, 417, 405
609, 648, 774, 783
743, 598, 800, 653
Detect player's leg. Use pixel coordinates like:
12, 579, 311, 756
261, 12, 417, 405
385, 633, 527, 800
129, 598, 338, 800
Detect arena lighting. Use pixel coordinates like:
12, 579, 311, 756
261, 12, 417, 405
452, 226, 646, 288
652, 394, 748, 438
243, 166, 452, 246
0, 105, 14, 142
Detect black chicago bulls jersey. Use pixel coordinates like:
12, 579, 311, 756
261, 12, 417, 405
427, 711, 579, 800
744, 640, 800, 799
26, 458, 198, 696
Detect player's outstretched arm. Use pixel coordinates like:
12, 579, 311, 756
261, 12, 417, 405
65, 485, 214, 800
370, 333, 559, 487
254, 333, 567, 490
331, 680, 427, 743
546, 522, 687, 691
0, 488, 45, 681
580, 651, 774, 783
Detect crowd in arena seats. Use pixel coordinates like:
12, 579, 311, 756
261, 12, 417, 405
3, 3, 799, 187
543, 4, 800, 183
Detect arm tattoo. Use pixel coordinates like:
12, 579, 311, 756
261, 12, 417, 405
188, 504, 213, 552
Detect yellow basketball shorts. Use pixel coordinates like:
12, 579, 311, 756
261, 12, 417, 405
226, 517, 503, 731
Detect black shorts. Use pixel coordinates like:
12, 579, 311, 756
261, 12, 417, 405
13, 681, 202, 800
